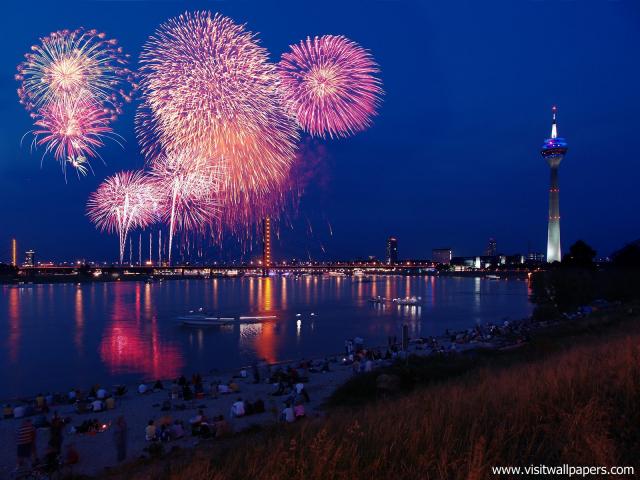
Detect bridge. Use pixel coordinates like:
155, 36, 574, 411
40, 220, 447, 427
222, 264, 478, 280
11, 261, 438, 283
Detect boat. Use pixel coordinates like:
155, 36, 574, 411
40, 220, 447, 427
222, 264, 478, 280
393, 296, 421, 306
486, 274, 501, 280
368, 296, 386, 304
238, 315, 277, 320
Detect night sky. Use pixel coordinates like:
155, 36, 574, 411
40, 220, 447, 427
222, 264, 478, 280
1, 0, 639, 263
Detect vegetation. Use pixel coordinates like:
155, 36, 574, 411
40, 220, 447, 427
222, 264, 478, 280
101, 305, 640, 480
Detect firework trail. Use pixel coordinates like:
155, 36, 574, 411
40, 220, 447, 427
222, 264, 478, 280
278, 35, 382, 138
149, 151, 220, 264
16, 28, 135, 176
87, 171, 157, 263
138, 11, 298, 232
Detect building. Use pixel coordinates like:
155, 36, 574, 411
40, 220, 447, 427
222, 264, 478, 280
262, 217, 272, 274
541, 106, 568, 263
386, 237, 398, 264
432, 248, 452, 265
527, 252, 545, 262
485, 238, 497, 257
24, 250, 35, 267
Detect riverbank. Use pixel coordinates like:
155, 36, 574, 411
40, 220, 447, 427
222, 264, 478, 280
0, 304, 537, 479
94, 301, 640, 480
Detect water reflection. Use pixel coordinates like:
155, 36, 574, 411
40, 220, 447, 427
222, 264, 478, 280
0, 276, 532, 397
8, 287, 19, 364
99, 284, 183, 380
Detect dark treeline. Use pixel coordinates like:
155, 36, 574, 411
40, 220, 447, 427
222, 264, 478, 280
531, 240, 640, 317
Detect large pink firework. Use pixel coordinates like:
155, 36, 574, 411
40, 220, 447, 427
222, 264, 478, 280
16, 28, 135, 177
32, 94, 113, 173
138, 11, 298, 231
278, 35, 383, 138
149, 152, 220, 264
87, 171, 157, 264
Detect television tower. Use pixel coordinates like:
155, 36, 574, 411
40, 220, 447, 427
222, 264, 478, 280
541, 106, 568, 263
262, 217, 272, 276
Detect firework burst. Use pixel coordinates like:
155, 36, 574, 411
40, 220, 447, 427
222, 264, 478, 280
32, 94, 113, 171
149, 151, 220, 264
87, 171, 157, 263
138, 11, 298, 230
16, 27, 133, 113
278, 35, 383, 138
16, 28, 135, 177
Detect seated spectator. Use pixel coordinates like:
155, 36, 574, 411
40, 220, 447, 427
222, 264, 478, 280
281, 402, 295, 423
96, 387, 107, 399
3, 404, 12, 418
36, 393, 45, 409
295, 383, 310, 403
145, 420, 157, 441
68, 390, 77, 402
213, 415, 231, 437
252, 398, 265, 414
294, 402, 305, 418
231, 398, 245, 418
171, 420, 185, 440
13, 405, 26, 419
182, 384, 193, 401
153, 380, 164, 391
217, 383, 231, 394
228, 381, 240, 393
91, 399, 103, 412
138, 383, 148, 395
105, 396, 116, 410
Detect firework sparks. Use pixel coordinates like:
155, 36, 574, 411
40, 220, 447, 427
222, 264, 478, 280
87, 171, 157, 263
32, 94, 113, 171
16, 27, 133, 113
149, 151, 220, 264
16, 28, 134, 176
67, 155, 90, 177
138, 11, 298, 231
278, 35, 383, 138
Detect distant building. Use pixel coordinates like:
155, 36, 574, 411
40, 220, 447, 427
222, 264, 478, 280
485, 238, 497, 257
24, 250, 35, 267
527, 252, 545, 262
386, 237, 398, 264
432, 248, 452, 265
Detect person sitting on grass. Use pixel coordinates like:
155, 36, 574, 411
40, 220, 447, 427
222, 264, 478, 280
138, 383, 148, 395
213, 415, 231, 438
182, 384, 193, 401
145, 420, 157, 441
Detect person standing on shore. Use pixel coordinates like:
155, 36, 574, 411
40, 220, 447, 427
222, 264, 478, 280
113, 416, 127, 462
49, 412, 64, 454
16, 418, 36, 467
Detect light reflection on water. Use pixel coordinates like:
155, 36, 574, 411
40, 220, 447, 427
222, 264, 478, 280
0, 275, 531, 398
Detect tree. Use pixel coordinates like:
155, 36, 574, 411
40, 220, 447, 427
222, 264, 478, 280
612, 243, 640, 269
562, 240, 596, 268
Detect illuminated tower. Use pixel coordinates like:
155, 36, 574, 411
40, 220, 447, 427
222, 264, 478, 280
11, 238, 17, 266
263, 217, 272, 275
541, 106, 568, 263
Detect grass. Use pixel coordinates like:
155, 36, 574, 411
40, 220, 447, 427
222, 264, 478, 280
101, 306, 640, 480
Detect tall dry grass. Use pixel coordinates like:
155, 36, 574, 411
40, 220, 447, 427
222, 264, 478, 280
115, 330, 640, 480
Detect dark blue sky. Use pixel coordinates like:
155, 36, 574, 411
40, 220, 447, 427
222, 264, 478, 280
1, 0, 639, 263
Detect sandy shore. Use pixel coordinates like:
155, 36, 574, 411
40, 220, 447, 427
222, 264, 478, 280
0, 350, 401, 479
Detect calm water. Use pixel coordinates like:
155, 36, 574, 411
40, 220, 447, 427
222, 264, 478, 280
0, 275, 532, 398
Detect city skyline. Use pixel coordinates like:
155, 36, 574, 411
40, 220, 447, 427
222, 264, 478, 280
1, 1, 639, 263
